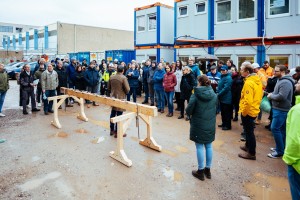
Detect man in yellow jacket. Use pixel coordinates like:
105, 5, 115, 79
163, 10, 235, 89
238, 62, 263, 160
283, 79, 300, 200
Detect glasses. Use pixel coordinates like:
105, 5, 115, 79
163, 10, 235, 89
274, 70, 280, 72
166, 68, 170, 69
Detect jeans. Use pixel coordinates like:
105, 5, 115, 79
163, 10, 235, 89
143, 81, 149, 102
36, 87, 43, 103
195, 142, 213, 170
242, 115, 256, 155
271, 108, 288, 155
165, 91, 174, 114
155, 89, 165, 110
110, 109, 123, 132
44, 90, 56, 112
0, 91, 7, 113
220, 102, 232, 128
127, 87, 137, 102
288, 165, 300, 200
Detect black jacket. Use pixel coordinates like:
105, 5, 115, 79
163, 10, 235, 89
55, 67, 68, 87
180, 72, 195, 100
20, 71, 34, 91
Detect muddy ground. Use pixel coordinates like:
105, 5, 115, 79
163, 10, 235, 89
0, 81, 292, 200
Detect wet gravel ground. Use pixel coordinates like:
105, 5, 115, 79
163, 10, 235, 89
0, 80, 291, 200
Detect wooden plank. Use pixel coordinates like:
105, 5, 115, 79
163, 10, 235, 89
60, 88, 158, 117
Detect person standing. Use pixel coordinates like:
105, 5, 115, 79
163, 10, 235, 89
230, 67, 243, 121
174, 60, 183, 111
186, 75, 217, 181
20, 64, 40, 115
126, 63, 140, 102
267, 65, 294, 158
260, 61, 274, 78
142, 59, 151, 104
55, 60, 71, 108
0, 63, 9, 117
102, 63, 116, 96
238, 62, 263, 160
84, 63, 100, 107
74, 65, 86, 91
217, 65, 233, 130
153, 63, 166, 113
108, 65, 130, 138
283, 79, 300, 200
178, 66, 196, 120
147, 61, 157, 106
34, 64, 45, 107
41, 64, 59, 115
163, 65, 177, 117
188, 57, 201, 83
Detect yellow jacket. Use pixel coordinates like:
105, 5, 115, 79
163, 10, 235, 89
239, 74, 263, 117
102, 70, 116, 82
256, 70, 267, 89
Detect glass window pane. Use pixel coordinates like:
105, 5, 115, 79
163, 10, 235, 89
238, 56, 254, 70
137, 16, 145, 32
239, 0, 254, 19
148, 14, 156, 30
217, 1, 231, 22
196, 3, 205, 13
269, 56, 288, 68
179, 6, 188, 16
270, 0, 289, 15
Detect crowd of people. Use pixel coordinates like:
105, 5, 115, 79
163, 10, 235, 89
0, 56, 300, 199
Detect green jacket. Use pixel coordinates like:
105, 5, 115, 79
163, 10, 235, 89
283, 95, 300, 173
186, 86, 217, 144
0, 70, 9, 92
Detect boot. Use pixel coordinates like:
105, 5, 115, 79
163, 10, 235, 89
233, 116, 238, 121
238, 152, 256, 160
192, 169, 205, 181
204, 168, 211, 179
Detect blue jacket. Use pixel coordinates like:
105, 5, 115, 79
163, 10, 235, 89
217, 73, 232, 104
126, 68, 140, 88
190, 64, 201, 78
153, 69, 166, 91
84, 67, 100, 87
66, 63, 77, 83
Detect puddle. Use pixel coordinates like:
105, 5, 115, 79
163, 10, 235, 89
244, 173, 291, 200
48, 132, 69, 138
161, 149, 178, 157
130, 136, 139, 142
31, 156, 40, 162
162, 168, 183, 182
89, 118, 110, 129
19, 171, 61, 191
174, 146, 189, 153
213, 140, 224, 150
75, 128, 88, 134
91, 137, 105, 144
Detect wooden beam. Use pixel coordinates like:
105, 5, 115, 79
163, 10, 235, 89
60, 88, 158, 117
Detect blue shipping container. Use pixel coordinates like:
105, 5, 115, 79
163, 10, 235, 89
105, 50, 135, 64
68, 53, 78, 61
77, 52, 90, 65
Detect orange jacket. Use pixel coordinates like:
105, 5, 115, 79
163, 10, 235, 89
259, 67, 273, 78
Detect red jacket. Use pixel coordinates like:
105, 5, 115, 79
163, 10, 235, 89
163, 72, 177, 92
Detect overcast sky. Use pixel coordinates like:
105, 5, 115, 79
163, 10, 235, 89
0, 0, 174, 31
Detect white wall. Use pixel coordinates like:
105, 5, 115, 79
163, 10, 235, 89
160, 7, 174, 44
160, 48, 174, 62
136, 7, 157, 45
177, 0, 209, 40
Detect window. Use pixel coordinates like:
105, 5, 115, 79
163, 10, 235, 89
239, 0, 254, 20
217, 1, 231, 22
195, 2, 206, 14
148, 14, 156, 31
179, 6, 188, 17
238, 56, 254, 70
269, 56, 289, 68
0, 25, 13, 33
179, 56, 189, 65
269, 0, 289, 16
137, 16, 146, 32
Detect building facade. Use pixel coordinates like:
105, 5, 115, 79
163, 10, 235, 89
174, 0, 300, 68
2, 22, 134, 58
134, 3, 174, 62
